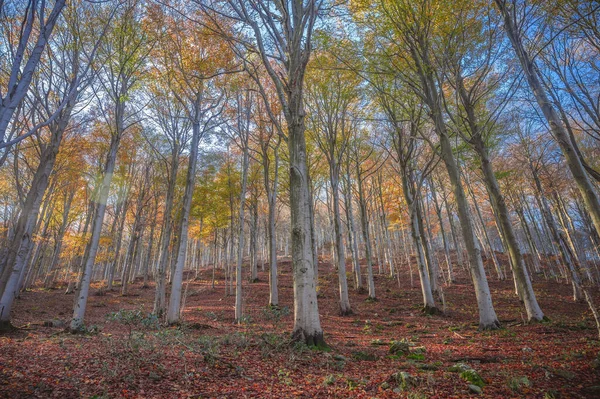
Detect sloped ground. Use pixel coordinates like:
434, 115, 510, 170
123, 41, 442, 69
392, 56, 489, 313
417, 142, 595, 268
1, 256, 599, 398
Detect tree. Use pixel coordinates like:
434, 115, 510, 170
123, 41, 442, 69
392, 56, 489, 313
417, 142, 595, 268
200, 0, 326, 345
0, 2, 104, 329
0, 0, 66, 151
70, 1, 149, 332
495, 0, 600, 244
440, 3, 544, 322
357, 0, 500, 329
305, 44, 357, 315
151, 6, 231, 324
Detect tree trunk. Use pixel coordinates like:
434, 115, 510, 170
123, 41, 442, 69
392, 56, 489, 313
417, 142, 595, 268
356, 166, 376, 300
412, 42, 499, 329
234, 133, 250, 323
287, 94, 324, 346
343, 163, 362, 291
0, 119, 67, 328
496, 0, 600, 241
70, 130, 122, 332
331, 173, 352, 315
153, 143, 179, 317
473, 136, 544, 321
401, 170, 437, 313
167, 111, 202, 324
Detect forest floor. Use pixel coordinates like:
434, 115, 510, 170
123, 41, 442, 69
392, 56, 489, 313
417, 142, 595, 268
1, 256, 600, 398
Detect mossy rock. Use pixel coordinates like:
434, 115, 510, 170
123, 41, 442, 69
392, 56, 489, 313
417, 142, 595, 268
351, 350, 378, 361
410, 346, 427, 354
448, 362, 471, 373
416, 362, 439, 371
460, 369, 485, 388
392, 371, 419, 390
389, 340, 410, 355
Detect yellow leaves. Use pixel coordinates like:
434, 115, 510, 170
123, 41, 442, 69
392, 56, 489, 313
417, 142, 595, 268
148, 5, 237, 96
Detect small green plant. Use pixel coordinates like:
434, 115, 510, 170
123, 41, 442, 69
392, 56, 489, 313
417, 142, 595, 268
262, 306, 290, 329
407, 353, 425, 361
205, 311, 218, 320
323, 374, 336, 386
222, 332, 250, 350
277, 369, 293, 386
448, 362, 470, 373
346, 378, 359, 390
107, 308, 159, 339
197, 335, 221, 365
508, 376, 531, 391
362, 320, 372, 335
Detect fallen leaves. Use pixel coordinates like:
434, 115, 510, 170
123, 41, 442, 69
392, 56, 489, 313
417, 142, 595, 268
0, 263, 599, 398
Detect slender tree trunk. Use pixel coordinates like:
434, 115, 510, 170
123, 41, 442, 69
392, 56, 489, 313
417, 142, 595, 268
429, 179, 453, 283
0, 120, 68, 328
154, 144, 179, 317
471, 136, 544, 321
531, 167, 583, 301
466, 178, 504, 280
234, 133, 250, 323
109, 193, 129, 289
45, 190, 74, 288
70, 130, 122, 332
331, 173, 352, 315
496, 0, 600, 240
343, 164, 362, 291
268, 183, 279, 306
250, 199, 258, 282
167, 109, 203, 324
401, 170, 437, 312
356, 167, 376, 299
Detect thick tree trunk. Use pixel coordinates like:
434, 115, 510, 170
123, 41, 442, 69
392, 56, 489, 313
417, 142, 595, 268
287, 95, 324, 346
437, 132, 499, 329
